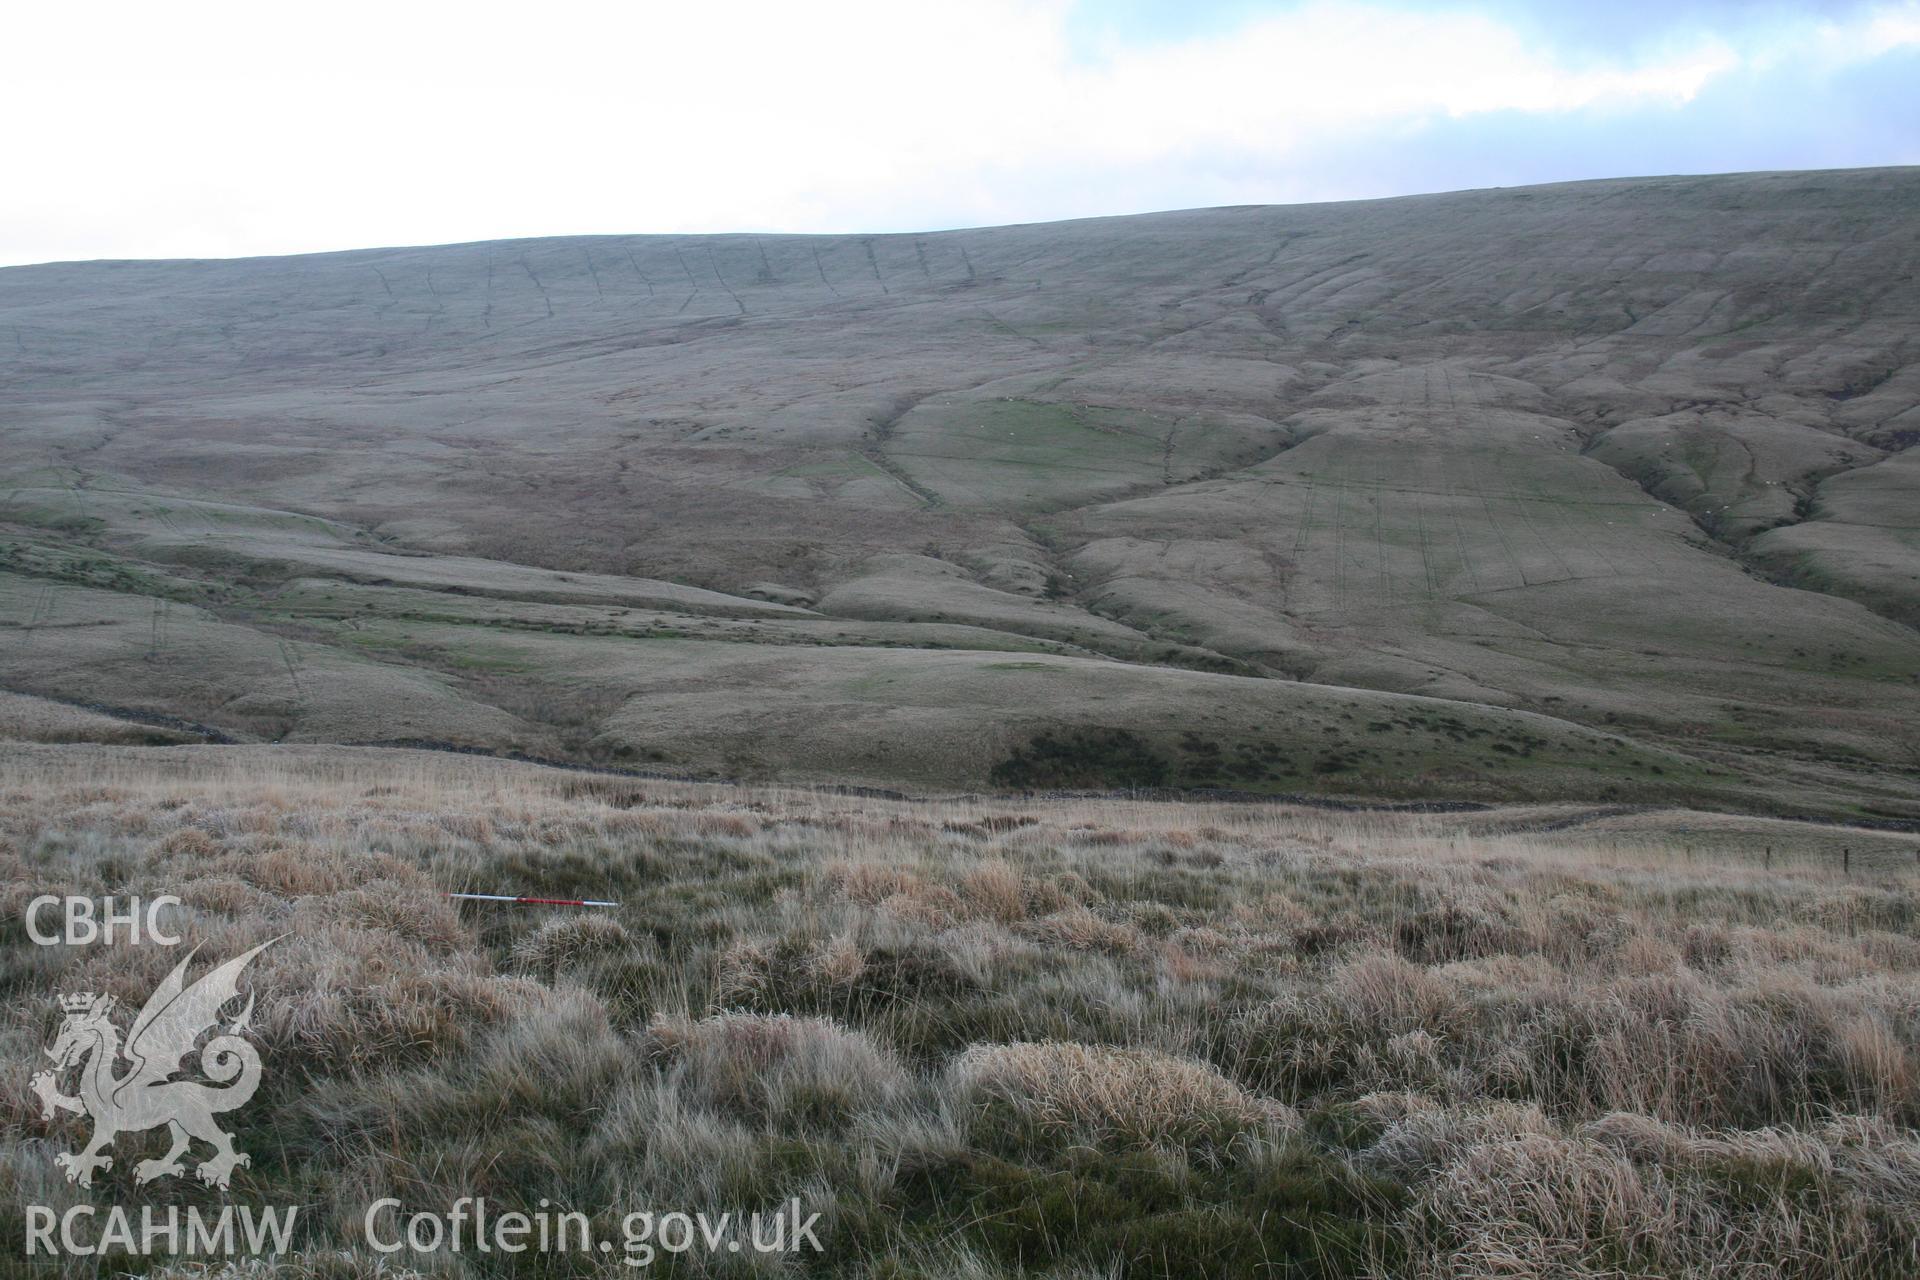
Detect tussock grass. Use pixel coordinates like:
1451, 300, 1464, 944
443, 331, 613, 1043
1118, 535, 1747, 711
143, 1260, 426, 1280
950, 1041, 1294, 1153
646, 1011, 910, 1126
3, 745, 1917, 1276
1391, 1109, 1920, 1279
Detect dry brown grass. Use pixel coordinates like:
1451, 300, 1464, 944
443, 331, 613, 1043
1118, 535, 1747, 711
3, 743, 1917, 1277
1393, 1113, 1920, 1279
950, 1041, 1294, 1153
646, 1011, 909, 1123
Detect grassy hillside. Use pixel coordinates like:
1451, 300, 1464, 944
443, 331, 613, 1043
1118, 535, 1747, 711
3, 168, 1918, 817
3, 746, 1917, 1277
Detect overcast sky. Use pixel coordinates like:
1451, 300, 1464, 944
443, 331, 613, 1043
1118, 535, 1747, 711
5, 0, 1917, 267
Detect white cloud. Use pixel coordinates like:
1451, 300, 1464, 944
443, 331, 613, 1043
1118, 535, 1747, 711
2, 0, 1915, 265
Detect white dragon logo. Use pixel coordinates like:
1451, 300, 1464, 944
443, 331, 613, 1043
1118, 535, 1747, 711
31, 939, 279, 1190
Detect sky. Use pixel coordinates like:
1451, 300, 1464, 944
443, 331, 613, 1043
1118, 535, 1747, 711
4, 0, 1917, 266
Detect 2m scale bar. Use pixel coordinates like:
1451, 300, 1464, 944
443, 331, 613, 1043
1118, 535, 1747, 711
446, 893, 619, 908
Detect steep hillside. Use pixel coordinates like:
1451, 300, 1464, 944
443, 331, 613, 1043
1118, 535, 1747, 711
3, 168, 1917, 817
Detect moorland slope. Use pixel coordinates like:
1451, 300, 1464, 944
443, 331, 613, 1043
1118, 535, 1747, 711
2, 168, 1917, 817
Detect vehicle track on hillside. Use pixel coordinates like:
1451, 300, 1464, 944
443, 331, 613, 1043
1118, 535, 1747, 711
1440, 364, 1531, 588
517, 255, 555, 319
578, 249, 606, 302
703, 246, 746, 315
1460, 369, 1579, 584
1398, 363, 1482, 595
623, 250, 656, 297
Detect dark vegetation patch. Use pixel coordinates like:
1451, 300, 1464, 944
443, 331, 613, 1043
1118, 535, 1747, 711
990, 727, 1173, 789
885, 1145, 1403, 1280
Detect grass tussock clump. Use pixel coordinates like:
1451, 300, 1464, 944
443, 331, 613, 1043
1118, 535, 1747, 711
1226, 936, 1920, 1130
1355, 1102, 1920, 1277
951, 1040, 1295, 1153
646, 1010, 909, 1126
1399, 1121, 1920, 1279
509, 911, 634, 971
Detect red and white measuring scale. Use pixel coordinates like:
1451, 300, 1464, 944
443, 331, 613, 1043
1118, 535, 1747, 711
446, 892, 619, 908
